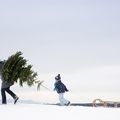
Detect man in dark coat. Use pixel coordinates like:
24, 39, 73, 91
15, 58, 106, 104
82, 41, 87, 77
0, 61, 19, 104
54, 74, 70, 106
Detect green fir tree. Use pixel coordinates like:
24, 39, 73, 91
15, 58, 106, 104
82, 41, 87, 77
2, 51, 42, 89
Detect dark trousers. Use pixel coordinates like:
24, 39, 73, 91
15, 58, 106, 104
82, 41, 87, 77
1, 87, 16, 104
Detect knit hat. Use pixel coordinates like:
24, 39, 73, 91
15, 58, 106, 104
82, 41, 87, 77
55, 74, 61, 80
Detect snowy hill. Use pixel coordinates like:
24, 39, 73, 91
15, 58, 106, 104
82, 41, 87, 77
0, 91, 120, 120
0, 102, 120, 120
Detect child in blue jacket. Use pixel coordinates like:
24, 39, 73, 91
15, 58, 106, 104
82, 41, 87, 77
54, 74, 70, 106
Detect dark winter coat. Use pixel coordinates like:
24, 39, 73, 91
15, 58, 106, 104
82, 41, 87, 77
0, 62, 13, 89
54, 80, 68, 93
0, 61, 3, 76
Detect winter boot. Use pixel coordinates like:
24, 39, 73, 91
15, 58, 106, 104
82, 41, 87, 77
14, 96, 19, 104
66, 101, 70, 106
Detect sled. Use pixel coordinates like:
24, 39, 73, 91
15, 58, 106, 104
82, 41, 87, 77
92, 98, 120, 107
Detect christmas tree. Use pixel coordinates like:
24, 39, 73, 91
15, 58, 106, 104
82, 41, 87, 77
1, 51, 42, 89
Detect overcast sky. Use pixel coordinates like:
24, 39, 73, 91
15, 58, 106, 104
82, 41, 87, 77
0, 0, 120, 92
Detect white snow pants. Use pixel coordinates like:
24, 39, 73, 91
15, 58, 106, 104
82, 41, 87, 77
58, 93, 69, 106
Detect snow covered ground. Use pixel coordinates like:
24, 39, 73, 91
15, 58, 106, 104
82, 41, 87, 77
0, 91, 120, 120
0, 103, 120, 120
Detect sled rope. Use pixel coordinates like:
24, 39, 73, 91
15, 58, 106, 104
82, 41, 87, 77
41, 84, 50, 90
36, 80, 50, 91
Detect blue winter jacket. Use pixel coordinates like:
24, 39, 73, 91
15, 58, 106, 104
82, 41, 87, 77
54, 80, 68, 93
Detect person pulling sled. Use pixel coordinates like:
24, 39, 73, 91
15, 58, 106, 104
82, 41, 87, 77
54, 74, 70, 106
